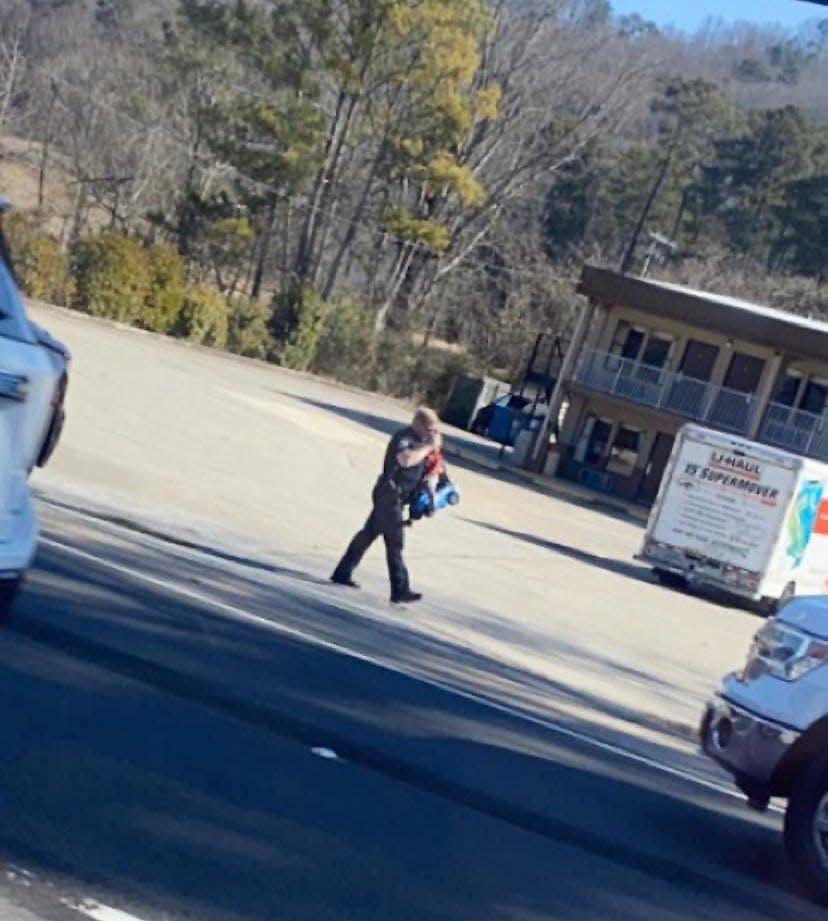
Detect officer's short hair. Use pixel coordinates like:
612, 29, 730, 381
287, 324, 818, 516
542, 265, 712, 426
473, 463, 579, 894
413, 407, 439, 429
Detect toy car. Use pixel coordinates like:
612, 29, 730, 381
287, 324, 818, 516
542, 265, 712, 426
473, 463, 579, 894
408, 479, 460, 522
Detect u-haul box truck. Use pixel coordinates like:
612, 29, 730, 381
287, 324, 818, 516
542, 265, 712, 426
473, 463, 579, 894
638, 424, 828, 612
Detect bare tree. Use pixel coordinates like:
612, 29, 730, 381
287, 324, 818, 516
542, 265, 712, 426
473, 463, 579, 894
0, 2, 29, 136
370, 1, 653, 336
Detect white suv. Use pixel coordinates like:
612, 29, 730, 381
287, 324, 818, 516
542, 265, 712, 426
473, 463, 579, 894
0, 201, 69, 610
702, 596, 828, 904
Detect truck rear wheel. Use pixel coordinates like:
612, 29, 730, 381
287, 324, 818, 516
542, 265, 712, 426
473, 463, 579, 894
784, 756, 828, 904
653, 569, 687, 590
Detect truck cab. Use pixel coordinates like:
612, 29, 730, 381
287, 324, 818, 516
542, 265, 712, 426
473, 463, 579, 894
703, 596, 828, 903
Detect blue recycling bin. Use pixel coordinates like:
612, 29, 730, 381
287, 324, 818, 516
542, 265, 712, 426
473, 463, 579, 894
487, 401, 518, 444
486, 397, 545, 447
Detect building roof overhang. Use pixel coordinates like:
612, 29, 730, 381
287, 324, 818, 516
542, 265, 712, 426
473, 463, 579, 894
579, 264, 828, 363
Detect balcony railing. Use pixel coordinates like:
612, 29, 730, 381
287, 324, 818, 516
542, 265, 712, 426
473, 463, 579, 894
573, 349, 754, 434
760, 403, 828, 461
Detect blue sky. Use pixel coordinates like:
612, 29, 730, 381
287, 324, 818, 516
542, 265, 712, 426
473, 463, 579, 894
610, 0, 827, 33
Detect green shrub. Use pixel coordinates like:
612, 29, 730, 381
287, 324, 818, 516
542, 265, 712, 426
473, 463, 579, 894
415, 349, 477, 408
3, 212, 35, 262
143, 243, 185, 333
16, 235, 74, 306
368, 326, 416, 395
227, 296, 272, 359
71, 232, 151, 323
312, 298, 375, 386
173, 284, 229, 349
368, 326, 476, 406
2, 214, 73, 306
276, 286, 331, 372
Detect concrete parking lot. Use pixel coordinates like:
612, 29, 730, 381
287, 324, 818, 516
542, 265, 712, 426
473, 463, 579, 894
30, 303, 760, 745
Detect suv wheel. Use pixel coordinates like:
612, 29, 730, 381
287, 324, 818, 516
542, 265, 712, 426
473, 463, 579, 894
759, 582, 796, 617
784, 757, 828, 904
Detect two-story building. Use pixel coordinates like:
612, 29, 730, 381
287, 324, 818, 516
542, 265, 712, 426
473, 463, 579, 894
544, 264, 828, 505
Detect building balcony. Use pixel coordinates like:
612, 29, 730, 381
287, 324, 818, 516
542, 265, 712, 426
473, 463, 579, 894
572, 349, 753, 434
760, 403, 828, 462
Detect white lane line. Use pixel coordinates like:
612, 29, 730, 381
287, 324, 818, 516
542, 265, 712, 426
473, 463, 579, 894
39, 535, 764, 806
311, 747, 340, 760
62, 898, 149, 921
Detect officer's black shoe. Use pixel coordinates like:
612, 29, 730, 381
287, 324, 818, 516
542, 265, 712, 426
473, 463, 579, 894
391, 590, 422, 604
331, 573, 360, 589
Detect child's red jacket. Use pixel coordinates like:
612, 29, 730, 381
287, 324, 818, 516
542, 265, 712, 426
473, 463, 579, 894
424, 448, 446, 480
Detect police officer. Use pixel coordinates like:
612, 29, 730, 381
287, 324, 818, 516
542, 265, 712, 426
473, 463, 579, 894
331, 407, 440, 604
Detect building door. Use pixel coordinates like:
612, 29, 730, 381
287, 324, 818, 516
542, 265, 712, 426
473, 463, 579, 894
710, 352, 765, 432
575, 416, 613, 466
637, 432, 675, 505
723, 352, 765, 393
680, 340, 719, 379
667, 340, 719, 417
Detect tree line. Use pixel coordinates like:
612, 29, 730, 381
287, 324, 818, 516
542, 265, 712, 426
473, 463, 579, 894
1, 0, 827, 402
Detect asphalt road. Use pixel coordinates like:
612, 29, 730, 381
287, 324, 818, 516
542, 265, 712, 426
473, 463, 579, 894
0, 508, 821, 921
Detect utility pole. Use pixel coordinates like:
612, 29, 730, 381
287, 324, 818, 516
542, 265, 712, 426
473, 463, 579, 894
619, 145, 675, 275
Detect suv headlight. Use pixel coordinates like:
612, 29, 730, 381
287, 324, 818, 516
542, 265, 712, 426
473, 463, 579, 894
743, 619, 828, 682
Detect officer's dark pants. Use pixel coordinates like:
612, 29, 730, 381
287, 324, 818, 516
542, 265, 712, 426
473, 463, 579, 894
333, 485, 410, 598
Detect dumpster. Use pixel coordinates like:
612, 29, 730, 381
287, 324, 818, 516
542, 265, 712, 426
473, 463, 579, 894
441, 375, 509, 430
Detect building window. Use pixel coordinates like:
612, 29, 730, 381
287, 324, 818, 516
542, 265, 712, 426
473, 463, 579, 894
606, 426, 642, 478
606, 322, 645, 369
800, 378, 828, 417
606, 323, 673, 381
774, 372, 802, 408
640, 334, 673, 370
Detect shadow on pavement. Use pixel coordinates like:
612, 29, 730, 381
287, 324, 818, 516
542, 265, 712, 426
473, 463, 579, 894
461, 517, 654, 583
282, 395, 404, 439
283, 394, 510, 473
461, 517, 753, 616
35, 516, 692, 740
282, 394, 649, 529
38, 495, 333, 588
0, 533, 810, 921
